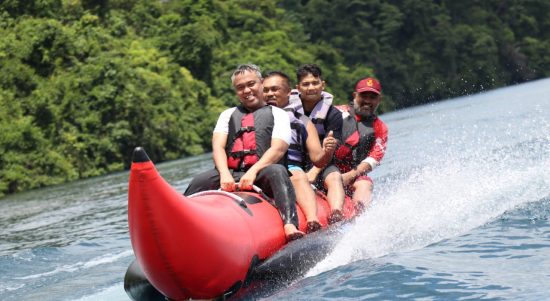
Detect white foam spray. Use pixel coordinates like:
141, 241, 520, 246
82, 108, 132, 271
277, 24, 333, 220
308, 82, 550, 276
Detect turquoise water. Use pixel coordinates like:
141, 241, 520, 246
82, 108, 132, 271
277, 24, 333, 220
1, 79, 549, 300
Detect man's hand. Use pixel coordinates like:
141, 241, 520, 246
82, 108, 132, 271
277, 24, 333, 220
342, 171, 356, 186
238, 169, 258, 191
307, 167, 321, 183
322, 130, 337, 153
220, 171, 236, 192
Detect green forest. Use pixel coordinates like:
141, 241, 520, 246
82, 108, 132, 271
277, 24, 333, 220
1, 0, 548, 197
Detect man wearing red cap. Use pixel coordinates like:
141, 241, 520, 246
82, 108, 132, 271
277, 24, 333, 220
333, 77, 388, 213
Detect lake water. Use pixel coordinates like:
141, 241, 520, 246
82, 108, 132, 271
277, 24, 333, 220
1, 78, 549, 300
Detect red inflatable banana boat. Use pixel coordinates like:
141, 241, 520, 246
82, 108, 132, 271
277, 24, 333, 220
127, 147, 358, 300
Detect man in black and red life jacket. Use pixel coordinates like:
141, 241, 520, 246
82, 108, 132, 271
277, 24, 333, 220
184, 64, 304, 241
334, 77, 388, 213
289, 64, 346, 224
263, 71, 338, 233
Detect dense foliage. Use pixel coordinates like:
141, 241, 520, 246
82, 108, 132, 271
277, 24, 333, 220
0, 0, 548, 196
281, 0, 550, 106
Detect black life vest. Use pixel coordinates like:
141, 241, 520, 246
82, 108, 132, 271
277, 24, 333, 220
226, 105, 274, 171
334, 106, 375, 172
284, 100, 309, 168
289, 90, 335, 169
289, 90, 333, 141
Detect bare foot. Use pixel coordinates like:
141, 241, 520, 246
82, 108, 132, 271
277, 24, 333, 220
284, 224, 305, 241
328, 209, 344, 224
354, 201, 366, 214
306, 220, 322, 233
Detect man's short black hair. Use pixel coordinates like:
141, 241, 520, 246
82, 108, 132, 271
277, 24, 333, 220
296, 64, 323, 83
264, 71, 292, 88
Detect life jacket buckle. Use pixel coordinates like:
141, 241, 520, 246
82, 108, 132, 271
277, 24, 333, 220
239, 126, 255, 132
229, 149, 256, 157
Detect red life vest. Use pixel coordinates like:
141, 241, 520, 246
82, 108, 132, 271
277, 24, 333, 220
334, 105, 375, 172
226, 105, 274, 171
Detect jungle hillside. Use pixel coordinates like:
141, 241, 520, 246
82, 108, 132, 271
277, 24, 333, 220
1, 0, 549, 196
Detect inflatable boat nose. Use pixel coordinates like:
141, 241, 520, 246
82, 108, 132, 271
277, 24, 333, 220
132, 147, 151, 163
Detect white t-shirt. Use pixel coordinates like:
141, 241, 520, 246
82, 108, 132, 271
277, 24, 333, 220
213, 106, 291, 145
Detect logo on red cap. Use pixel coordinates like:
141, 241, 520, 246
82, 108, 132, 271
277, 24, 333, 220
355, 77, 381, 95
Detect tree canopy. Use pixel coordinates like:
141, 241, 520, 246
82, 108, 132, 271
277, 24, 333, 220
281, 0, 549, 106
0, 0, 548, 196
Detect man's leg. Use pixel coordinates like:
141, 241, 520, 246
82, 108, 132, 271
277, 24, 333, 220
255, 165, 303, 239
290, 169, 322, 233
183, 169, 221, 196
352, 176, 373, 213
321, 165, 345, 223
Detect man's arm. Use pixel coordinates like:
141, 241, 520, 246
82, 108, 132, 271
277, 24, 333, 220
305, 121, 336, 168
342, 162, 373, 185
305, 107, 341, 183
212, 132, 237, 191
342, 118, 388, 185
246, 138, 288, 174
238, 107, 291, 190
364, 118, 388, 165
238, 138, 288, 190
212, 108, 237, 191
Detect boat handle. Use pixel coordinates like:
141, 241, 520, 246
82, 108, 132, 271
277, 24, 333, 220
187, 190, 247, 208
251, 185, 274, 204
251, 185, 262, 194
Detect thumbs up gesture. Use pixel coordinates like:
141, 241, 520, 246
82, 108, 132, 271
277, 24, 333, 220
322, 130, 337, 153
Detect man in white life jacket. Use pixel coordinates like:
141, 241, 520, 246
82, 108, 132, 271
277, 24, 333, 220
184, 64, 304, 241
334, 77, 388, 212
290, 64, 346, 224
263, 71, 337, 233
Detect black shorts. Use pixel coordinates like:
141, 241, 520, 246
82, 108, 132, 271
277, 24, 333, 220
313, 164, 340, 191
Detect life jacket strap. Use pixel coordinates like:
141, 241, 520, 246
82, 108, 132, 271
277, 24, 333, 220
229, 149, 257, 158
236, 126, 255, 136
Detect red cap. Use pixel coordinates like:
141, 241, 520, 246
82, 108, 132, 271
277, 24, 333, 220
355, 77, 381, 95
